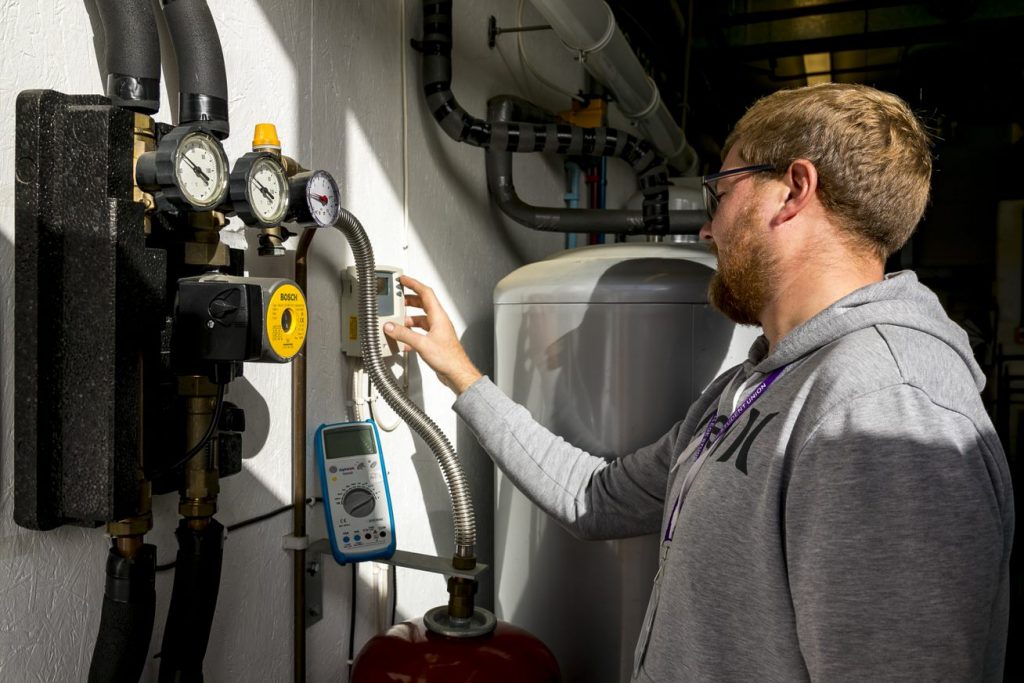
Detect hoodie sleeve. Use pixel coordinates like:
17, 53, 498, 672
784, 384, 1012, 681
453, 376, 694, 540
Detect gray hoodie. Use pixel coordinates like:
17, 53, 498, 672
454, 271, 1014, 682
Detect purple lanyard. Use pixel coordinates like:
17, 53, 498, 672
663, 365, 786, 543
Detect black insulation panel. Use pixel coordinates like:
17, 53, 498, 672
14, 90, 167, 529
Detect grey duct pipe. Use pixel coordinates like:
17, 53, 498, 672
526, 0, 699, 174
333, 209, 476, 563
419, 0, 671, 234
95, 0, 162, 114
161, 0, 229, 138
486, 96, 707, 234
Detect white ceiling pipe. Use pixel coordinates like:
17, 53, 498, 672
528, 0, 699, 174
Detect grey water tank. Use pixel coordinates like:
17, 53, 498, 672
493, 242, 759, 683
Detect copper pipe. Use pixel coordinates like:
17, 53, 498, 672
292, 228, 315, 682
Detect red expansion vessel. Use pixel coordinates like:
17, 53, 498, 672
352, 618, 561, 682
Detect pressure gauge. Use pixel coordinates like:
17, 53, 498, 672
287, 170, 341, 227
228, 152, 290, 227
136, 126, 229, 212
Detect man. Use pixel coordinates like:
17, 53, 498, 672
384, 83, 1014, 681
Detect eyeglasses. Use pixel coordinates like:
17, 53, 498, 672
701, 164, 777, 221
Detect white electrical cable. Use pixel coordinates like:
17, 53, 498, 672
367, 355, 405, 432
351, 362, 368, 422
373, 562, 390, 634
517, 0, 585, 104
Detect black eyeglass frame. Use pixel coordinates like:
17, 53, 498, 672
700, 164, 778, 221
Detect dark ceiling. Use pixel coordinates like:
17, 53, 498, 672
607, 0, 1024, 165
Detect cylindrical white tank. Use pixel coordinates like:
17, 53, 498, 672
493, 243, 759, 683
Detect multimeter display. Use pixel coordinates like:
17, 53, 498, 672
323, 428, 376, 458
315, 420, 396, 564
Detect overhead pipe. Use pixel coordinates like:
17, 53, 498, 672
161, 0, 230, 138
95, 0, 162, 114
526, 0, 699, 174
485, 96, 706, 234
419, 0, 672, 234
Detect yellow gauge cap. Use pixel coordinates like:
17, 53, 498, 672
252, 123, 281, 150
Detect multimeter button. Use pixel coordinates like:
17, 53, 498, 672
379, 530, 387, 537
342, 536, 350, 543
329, 466, 338, 473
354, 535, 361, 541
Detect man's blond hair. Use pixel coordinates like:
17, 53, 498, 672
725, 83, 932, 259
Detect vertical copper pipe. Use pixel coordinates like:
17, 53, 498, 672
293, 228, 315, 682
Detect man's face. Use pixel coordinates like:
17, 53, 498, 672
702, 149, 781, 326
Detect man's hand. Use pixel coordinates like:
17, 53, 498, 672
383, 275, 483, 396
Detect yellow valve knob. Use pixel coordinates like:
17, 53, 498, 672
252, 123, 281, 151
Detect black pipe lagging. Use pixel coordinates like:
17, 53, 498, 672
95, 0, 162, 114
420, 0, 672, 234
162, 0, 230, 138
87, 544, 157, 683
486, 96, 708, 234
158, 519, 225, 683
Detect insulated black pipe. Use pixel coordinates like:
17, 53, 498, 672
158, 519, 225, 683
87, 544, 157, 683
486, 96, 707, 234
95, 0, 161, 114
419, 0, 672, 234
161, 0, 229, 138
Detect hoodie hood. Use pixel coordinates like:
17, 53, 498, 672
749, 271, 985, 390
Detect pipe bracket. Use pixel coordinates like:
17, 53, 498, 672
562, 0, 616, 60
619, 75, 661, 122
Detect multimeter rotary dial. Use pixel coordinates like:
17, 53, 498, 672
229, 152, 290, 227
287, 170, 341, 227
342, 486, 376, 518
136, 126, 229, 211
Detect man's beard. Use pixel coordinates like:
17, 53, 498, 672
708, 204, 779, 326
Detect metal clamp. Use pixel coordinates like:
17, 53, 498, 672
619, 75, 662, 122
566, 0, 616, 63
303, 539, 489, 629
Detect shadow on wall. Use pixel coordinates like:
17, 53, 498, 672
241, 0, 530, 619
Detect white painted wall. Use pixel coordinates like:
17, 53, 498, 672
0, 0, 639, 680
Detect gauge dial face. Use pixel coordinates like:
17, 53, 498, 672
305, 171, 341, 227
245, 156, 289, 225
174, 131, 228, 209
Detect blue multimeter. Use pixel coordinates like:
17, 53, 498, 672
315, 420, 396, 564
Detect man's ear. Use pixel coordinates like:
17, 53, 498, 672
771, 159, 818, 227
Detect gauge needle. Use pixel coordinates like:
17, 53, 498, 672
253, 178, 275, 202
183, 155, 211, 184
309, 193, 329, 205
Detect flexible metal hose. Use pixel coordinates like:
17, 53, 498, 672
333, 208, 476, 560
